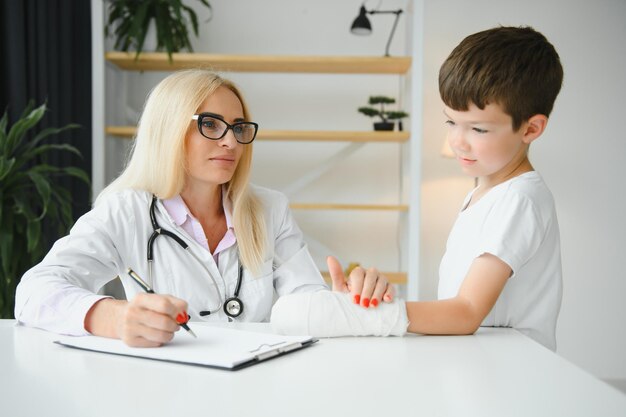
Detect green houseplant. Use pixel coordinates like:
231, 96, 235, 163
105, 0, 212, 61
358, 96, 409, 131
0, 102, 90, 319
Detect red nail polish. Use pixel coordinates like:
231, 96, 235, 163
354, 294, 361, 304
176, 313, 186, 324
371, 298, 379, 307
362, 298, 370, 308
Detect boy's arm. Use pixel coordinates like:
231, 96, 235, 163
406, 253, 511, 335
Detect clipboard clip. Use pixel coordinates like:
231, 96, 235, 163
249, 342, 283, 353
249, 341, 304, 361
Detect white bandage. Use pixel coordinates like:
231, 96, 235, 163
271, 291, 408, 337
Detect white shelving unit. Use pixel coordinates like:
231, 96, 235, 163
91, 0, 423, 294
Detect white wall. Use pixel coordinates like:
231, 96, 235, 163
420, 0, 626, 381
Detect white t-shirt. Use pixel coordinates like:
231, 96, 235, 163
438, 171, 562, 350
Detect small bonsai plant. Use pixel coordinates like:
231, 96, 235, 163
0, 102, 90, 318
105, 0, 212, 61
358, 96, 409, 131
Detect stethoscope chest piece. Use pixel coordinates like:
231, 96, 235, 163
224, 297, 243, 318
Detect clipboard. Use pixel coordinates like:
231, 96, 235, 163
54, 325, 317, 371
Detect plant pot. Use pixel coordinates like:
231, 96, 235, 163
373, 121, 394, 131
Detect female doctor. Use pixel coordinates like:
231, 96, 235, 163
14, 70, 394, 347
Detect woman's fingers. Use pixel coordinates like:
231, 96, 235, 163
348, 267, 395, 308
348, 266, 365, 305
119, 293, 188, 347
121, 321, 176, 347
370, 273, 390, 307
359, 267, 380, 308
383, 282, 395, 303
327, 256, 349, 293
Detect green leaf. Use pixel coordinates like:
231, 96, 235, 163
1, 171, 28, 192
26, 220, 41, 253
183, 5, 199, 36
197, 0, 211, 11
4, 103, 46, 155
52, 188, 74, 228
130, 2, 151, 57
155, 4, 175, 60
17, 100, 36, 121
0, 210, 15, 277
12, 193, 36, 221
23, 123, 80, 154
24, 143, 83, 162
27, 171, 52, 221
369, 96, 396, 105
115, 19, 134, 50
28, 164, 61, 175
386, 111, 409, 120
62, 166, 91, 185
171, 0, 183, 23
358, 107, 380, 117
0, 157, 16, 182
0, 109, 8, 140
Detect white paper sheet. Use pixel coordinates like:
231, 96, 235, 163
55, 325, 315, 370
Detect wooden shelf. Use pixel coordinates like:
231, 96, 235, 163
105, 52, 411, 74
260, 130, 409, 142
105, 126, 409, 143
105, 126, 136, 137
322, 271, 407, 284
290, 203, 408, 212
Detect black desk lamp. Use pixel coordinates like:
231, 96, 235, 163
350, 5, 403, 57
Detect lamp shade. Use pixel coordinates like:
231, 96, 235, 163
350, 6, 372, 35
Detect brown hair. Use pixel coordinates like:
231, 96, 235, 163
439, 26, 563, 131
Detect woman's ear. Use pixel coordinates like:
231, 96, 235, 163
522, 114, 548, 144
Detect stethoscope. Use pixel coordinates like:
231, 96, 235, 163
147, 195, 244, 319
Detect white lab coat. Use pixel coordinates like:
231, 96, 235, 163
14, 185, 327, 335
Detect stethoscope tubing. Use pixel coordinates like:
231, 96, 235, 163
147, 195, 244, 318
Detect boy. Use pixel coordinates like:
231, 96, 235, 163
412, 25, 564, 350
272, 26, 563, 351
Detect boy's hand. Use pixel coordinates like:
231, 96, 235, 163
327, 256, 395, 308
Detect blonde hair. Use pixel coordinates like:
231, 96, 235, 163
97, 69, 266, 274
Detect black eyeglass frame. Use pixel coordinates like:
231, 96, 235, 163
191, 112, 259, 144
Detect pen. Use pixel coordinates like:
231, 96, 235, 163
126, 267, 197, 338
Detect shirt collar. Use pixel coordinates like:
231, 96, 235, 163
161, 194, 188, 226
162, 186, 234, 230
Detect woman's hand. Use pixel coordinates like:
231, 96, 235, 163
85, 294, 189, 347
327, 256, 395, 308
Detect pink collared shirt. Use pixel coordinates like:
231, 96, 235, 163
162, 191, 237, 265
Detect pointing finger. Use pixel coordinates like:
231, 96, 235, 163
327, 256, 348, 293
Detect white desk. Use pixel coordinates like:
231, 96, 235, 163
1, 320, 625, 417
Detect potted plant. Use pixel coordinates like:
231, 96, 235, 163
358, 96, 409, 131
0, 102, 90, 319
105, 0, 212, 61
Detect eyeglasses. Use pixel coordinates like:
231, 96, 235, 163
192, 113, 258, 144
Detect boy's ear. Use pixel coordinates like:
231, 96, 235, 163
522, 114, 548, 144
